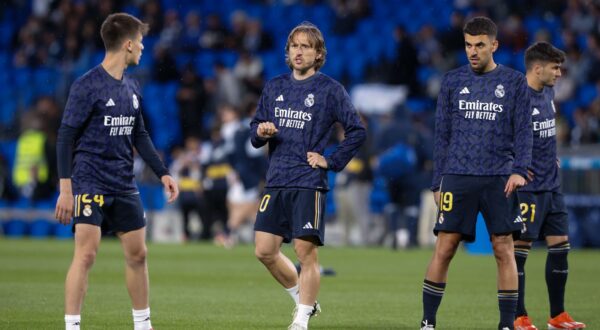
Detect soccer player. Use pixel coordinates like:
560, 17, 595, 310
513, 42, 585, 330
250, 22, 366, 330
54, 13, 179, 330
422, 17, 532, 330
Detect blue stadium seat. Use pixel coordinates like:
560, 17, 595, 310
512, 50, 526, 72
33, 67, 58, 96
494, 49, 513, 67
405, 97, 432, 113
195, 51, 216, 78
54, 223, 74, 239
30, 219, 53, 239
218, 51, 238, 68
0, 97, 17, 125
577, 84, 598, 107
0, 139, 17, 169
559, 100, 578, 127
0, 22, 14, 49
122, 5, 141, 17
417, 66, 435, 85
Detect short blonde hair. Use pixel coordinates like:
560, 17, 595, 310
284, 22, 327, 71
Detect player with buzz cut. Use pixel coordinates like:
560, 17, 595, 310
513, 42, 586, 330
421, 16, 532, 330
54, 13, 179, 330
250, 22, 366, 330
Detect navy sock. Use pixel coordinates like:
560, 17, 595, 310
498, 290, 518, 329
514, 245, 531, 317
547, 241, 569, 318
422, 279, 446, 327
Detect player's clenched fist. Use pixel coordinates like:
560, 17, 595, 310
307, 152, 328, 169
257, 122, 278, 139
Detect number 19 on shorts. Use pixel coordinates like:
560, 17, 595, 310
440, 192, 453, 212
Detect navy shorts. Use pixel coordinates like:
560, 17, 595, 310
73, 193, 146, 234
254, 189, 326, 246
434, 175, 522, 242
516, 191, 568, 241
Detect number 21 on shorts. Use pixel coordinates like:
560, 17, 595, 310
520, 203, 536, 222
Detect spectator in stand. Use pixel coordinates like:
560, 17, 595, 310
214, 61, 243, 108
181, 11, 202, 53
177, 65, 208, 140
243, 19, 273, 53
387, 26, 419, 96
233, 51, 264, 97
12, 111, 55, 201
200, 14, 229, 50
152, 45, 179, 82
227, 10, 248, 51
158, 9, 182, 51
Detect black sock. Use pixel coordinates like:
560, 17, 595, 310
498, 290, 518, 329
547, 241, 569, 318
514, 244, 531, 317
422, 279, 446, 327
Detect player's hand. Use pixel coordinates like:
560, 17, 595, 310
55, 192, 74, 225
161, 175, 179, 203
527, 169, 535, 182
257, 122, 278, 139
433, 190, 441, 208
307, 152, 328, 169
504, 174, 527, 197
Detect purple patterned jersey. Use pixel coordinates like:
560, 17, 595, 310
61, 65, 148, 195
520, 86, 559, 192
432, 64, 533, 191
250, 72, 366, 191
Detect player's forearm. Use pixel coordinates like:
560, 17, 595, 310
59, 178, 73, 194
326, 125, 366, 172
134, 133, 169, 178
57, 123, 77, 179
512, 81, 534, 178
432, 115, 451, 190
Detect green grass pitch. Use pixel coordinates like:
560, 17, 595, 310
0, 239, 598, 329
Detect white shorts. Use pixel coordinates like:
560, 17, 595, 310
227, 182, 259, 204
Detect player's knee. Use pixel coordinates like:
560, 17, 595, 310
126, 247, 147, 266
492, 237, 513, 261
434, 245, 457, 264
77, 250, 98, 269
294, 246, 317, 265
255, 246, 276, 264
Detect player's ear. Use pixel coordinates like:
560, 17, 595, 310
491, 38, 499, 52
534, 62, 543, 76
126, 40, 133, 53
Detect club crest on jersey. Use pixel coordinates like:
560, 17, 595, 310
304, 93, 315, 107
495, 84, 505, 98
83, 204, 92, 217
132, 94, 139, 109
